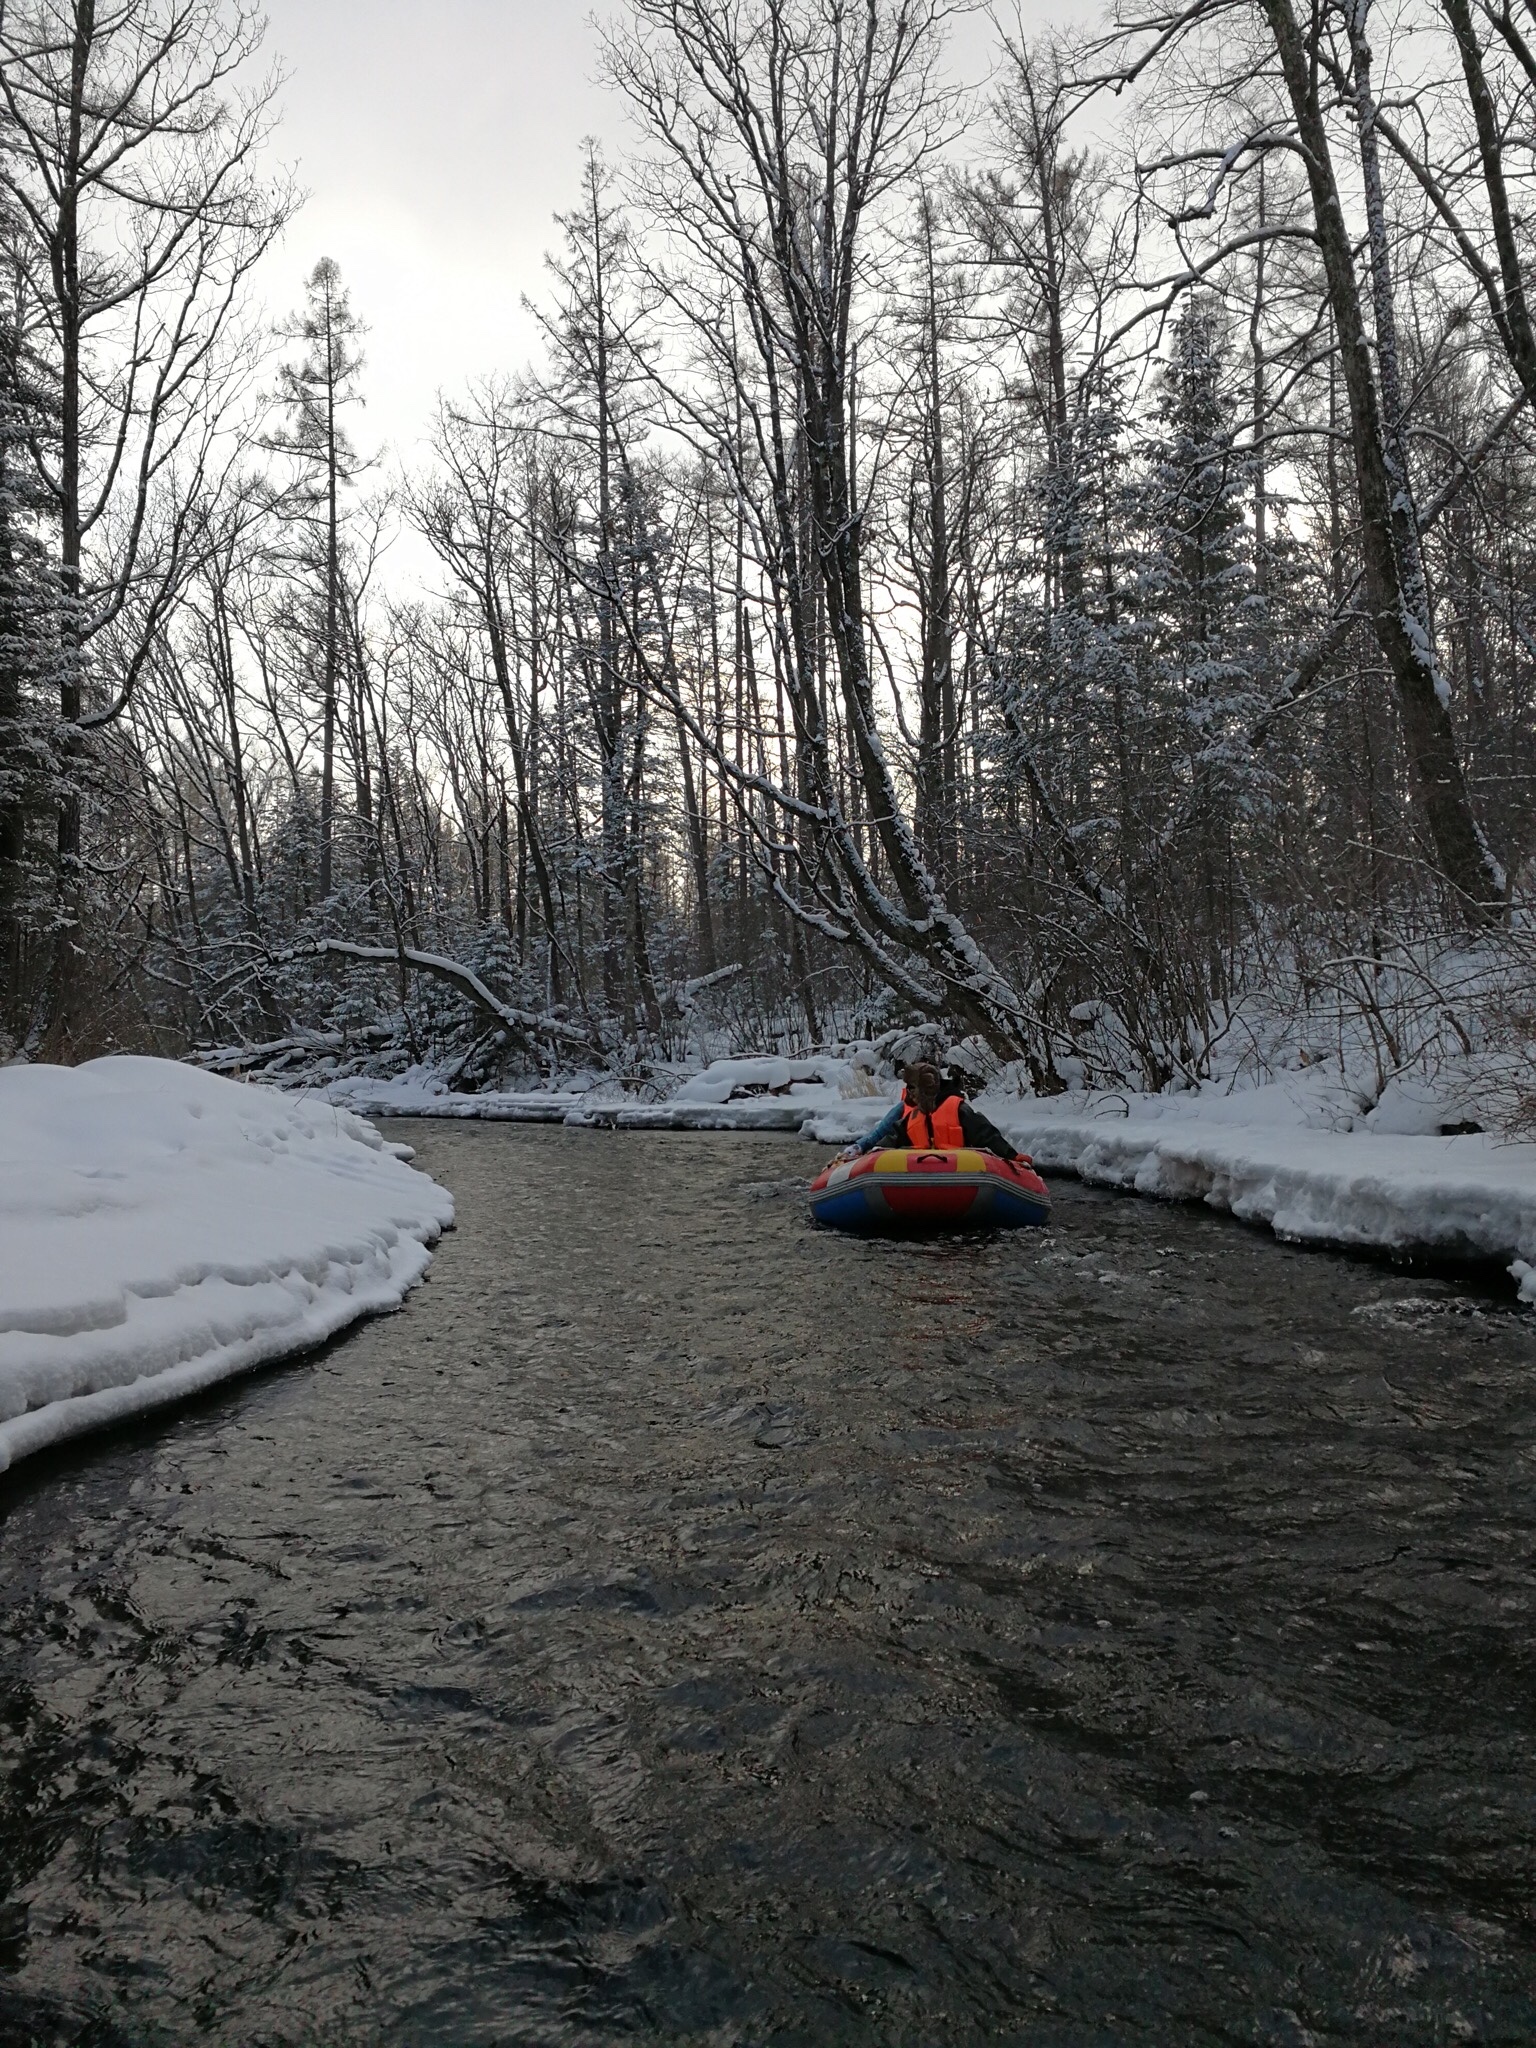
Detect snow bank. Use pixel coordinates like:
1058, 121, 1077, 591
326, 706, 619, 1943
570, 1054, 885, 1132
333, 1048, 1536, 1298
670, 1054, 860, 1105
1003, 1110, 1536, 1299
325, 1071, 583, 1123
0, 1057, 454, 1472
812, 1081, 1536, 1302
321, 1053, 889, 1134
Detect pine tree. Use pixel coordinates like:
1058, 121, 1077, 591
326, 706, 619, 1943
1134, 295, 1266, 992
274, 259, 367, 902
1140, 299, 1258, 710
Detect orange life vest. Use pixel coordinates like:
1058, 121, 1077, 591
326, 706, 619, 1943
901, 1093, 965, 1150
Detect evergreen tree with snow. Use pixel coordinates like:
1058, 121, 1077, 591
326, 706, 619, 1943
273, 259, 368, 904
1132, 297, 1269, 992
1138, 296, 1260, 723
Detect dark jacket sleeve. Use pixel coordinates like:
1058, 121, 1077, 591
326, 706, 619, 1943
959, 1100, 1018, 1157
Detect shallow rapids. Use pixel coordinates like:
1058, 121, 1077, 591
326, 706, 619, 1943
1, 1125, 1533, 2044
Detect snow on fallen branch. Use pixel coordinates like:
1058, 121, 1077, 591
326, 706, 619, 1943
290, 939, 598, 1058
190, 1025, 397, 1074
669, 961, 743, 1014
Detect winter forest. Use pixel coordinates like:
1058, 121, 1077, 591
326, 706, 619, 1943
2, 0, 1535, 1110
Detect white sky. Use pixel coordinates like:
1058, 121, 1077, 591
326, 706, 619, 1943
256, 2, 1066, 472
259, 0, 627, 469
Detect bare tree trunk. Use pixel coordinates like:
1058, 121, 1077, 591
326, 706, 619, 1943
1437, 0, 1536, 406
913, 194, 955, 898
1260, 0, 1506, 915
1250, 157, 1268, 601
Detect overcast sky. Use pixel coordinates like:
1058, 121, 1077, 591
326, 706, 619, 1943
258, 0, 627, 466
256, 2, 1058, 470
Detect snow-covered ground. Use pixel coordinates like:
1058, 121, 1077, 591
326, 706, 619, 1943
321, 1051, 1536, 1300
0, 1057, 454, 1473
805, 1069, 1536, 1304
325, 1054, 884, 1132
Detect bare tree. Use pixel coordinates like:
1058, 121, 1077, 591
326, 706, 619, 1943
605, 0, 1045, 1060
412, 386, 567, 1002
0, 206, 59, 1041
0, 0, 291, 1035
1097, 0, 1508, 919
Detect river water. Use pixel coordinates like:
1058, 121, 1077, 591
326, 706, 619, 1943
1, 1125, 1534, 2046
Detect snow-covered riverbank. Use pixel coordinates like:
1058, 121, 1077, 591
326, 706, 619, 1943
320, 1054, 1536, 1299
811, 1078, 1536, 1303
991, 1097, 1536, 1302
0, 1058, 454, 1473
323, 1054, 884, 1132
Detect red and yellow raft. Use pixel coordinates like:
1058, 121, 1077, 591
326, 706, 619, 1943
808, 1147, 1051, 1232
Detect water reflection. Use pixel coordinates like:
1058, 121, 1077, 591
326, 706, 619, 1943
1, 1126, 1533, 2045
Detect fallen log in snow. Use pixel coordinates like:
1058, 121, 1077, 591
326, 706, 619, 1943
291, 939, 599, 1061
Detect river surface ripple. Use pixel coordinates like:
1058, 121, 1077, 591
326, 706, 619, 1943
2, 1125, 1534, 2046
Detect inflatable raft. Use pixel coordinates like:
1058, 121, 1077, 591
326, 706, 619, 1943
809, 1148, 1051, 1232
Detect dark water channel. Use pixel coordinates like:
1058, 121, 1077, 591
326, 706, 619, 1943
2, 1125, 1535, 2046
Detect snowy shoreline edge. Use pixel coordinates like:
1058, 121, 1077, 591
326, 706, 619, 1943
0, 1059, 454, 1476
330, 1062, 1536, 1302
0, 1233, 437, 1474
980, 1113, 1536, 1299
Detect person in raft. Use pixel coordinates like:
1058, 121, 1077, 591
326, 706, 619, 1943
838, 1061, 1027, 1163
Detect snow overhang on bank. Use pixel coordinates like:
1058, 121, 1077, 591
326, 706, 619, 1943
0, 1057, 454, 1473
808, 1081, 1536, 1303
